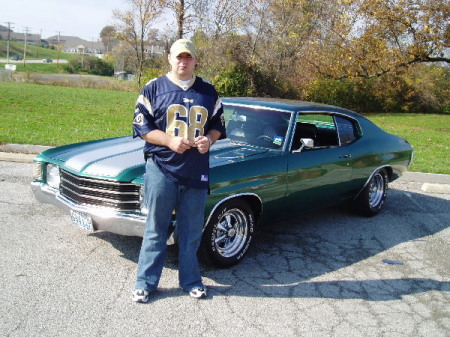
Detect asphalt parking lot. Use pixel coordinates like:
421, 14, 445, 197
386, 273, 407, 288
0, 154, 449, 337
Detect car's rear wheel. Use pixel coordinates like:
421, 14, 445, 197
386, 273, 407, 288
352, 169, 388, 216
200, 199, 255, 268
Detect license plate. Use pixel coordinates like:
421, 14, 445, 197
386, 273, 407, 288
70, 210, 94, 232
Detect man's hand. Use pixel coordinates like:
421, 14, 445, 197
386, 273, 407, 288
194, 135, 210, 154
168, 136, 194, 154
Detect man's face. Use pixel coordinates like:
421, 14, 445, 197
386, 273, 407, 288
168, 52, 197, 80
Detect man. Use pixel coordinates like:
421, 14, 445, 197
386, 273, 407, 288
132, 39, 226, 302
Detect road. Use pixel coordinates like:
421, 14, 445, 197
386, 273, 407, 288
1, 161, 449, 337
0, 58, 68, 64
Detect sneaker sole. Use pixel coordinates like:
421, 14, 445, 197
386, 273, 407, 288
189, 289, 207, 299
132, 296, 149, 303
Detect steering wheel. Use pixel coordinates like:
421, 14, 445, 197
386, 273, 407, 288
256, 135, 273, 143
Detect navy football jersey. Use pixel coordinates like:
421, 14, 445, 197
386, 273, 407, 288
133, 74, 226, 189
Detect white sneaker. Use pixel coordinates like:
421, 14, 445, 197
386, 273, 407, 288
132, 289, 149, 303
189, 287, 207, 299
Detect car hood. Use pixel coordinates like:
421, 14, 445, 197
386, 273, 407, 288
38, 136, 269, 182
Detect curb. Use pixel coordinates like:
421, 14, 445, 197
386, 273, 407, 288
1, 143, 449, 194
0, 152, 37, 163
0, 144, 53, 164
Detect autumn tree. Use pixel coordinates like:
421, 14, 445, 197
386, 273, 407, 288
100, 26, 118, 53
301, 0, 450, 79
113, 0, 161, 85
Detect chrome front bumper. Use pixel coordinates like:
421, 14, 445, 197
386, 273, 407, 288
31, 182, 146, 237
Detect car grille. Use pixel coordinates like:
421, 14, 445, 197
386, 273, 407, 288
60, 169, 140, 211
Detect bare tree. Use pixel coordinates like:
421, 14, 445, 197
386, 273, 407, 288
159, 0, 196, 39
113, 0, 161, 85
190, 0, 249, 38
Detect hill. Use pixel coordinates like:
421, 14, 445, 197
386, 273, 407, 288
0, 40, 77, 60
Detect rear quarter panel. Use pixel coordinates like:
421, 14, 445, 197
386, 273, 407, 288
349, 116, 413, 188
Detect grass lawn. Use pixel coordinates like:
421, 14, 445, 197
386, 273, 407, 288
0, 82, 136, 145
0, 81, 448, 174
1, 62, 69, 74
366, 113, 449, 175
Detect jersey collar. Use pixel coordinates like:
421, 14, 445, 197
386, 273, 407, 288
166, 72, 196, 91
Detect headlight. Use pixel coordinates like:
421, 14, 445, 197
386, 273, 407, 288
33, 162, 43, 181
46, 164, 61, 189
139, 186, 148, 215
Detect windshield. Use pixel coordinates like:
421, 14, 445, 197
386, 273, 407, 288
223, 104, 291, 150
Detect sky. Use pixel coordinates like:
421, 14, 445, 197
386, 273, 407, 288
1, 0, 132, 41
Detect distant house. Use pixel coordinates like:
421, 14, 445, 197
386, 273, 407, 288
46, 35, 105, 55
144, 45, 165, 57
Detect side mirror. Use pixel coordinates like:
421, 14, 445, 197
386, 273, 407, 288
293, 138, 314, 153
301, 138, 314, 148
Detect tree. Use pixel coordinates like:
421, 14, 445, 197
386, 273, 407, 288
100, 25, 118, 53
113, 0, 161, 85
301, 0, 450, 79
192, 0, 249, 38
158, 0, 196, 39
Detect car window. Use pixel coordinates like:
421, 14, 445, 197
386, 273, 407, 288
292, 114, 339, 150
224, 105, 291, 149
292, 113, 359, 151
335, 116, 358, 145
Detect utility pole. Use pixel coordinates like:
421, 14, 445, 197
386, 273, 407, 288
5, 22, 14, 64
23, 27, 30, 67
36, 29, 42, 58
56, 31, 61, 68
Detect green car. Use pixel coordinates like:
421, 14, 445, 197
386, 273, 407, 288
31, 98, 413, 267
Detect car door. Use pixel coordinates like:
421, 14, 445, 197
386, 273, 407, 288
285, 112, 357, 215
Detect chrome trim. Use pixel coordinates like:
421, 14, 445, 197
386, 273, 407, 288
61, 184, 139, 205
59, 169, 140, 211
225, 102, 294, 114
61, 176, 139, 196
61, 170, 136, 187
31, 181, 146, 237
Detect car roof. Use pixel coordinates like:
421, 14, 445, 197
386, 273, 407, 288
222, 97, 360, 117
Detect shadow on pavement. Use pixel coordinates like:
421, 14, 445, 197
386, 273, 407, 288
90, 188, 450, 301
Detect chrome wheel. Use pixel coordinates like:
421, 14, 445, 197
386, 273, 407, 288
352, 169, 388, 217
214, 208, 249, 258
368, 172, 385, 208
200, 199, 255, 267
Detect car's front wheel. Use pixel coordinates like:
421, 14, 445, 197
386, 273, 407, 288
352, 169, 388, 216
200, 199, 255, 268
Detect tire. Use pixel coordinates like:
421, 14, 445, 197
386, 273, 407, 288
352, 169, 388, 217
200, 199, 255, 268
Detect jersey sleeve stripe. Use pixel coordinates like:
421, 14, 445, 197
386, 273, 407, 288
212, 97, 223, 118
137, 94, 153, 116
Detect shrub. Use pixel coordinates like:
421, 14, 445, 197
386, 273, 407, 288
63, 56, 114, 76
304, 65, 450, 113
305, 78, 382, 112
212, 65, 250, 97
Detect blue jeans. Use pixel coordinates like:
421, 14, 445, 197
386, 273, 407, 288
135, 159, 208, 292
